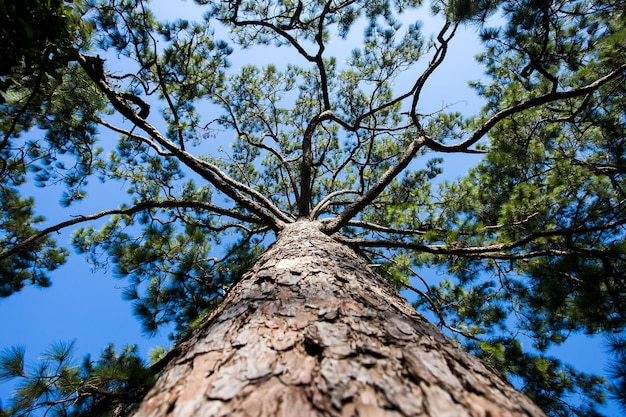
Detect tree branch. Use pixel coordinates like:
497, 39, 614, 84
153, 54, 186, 150
312, 20, 458, 231
313, 1, 333, 111
343, 220, 431, 236
310, 189, 360, 220
336, 217, 626, 259
323, 136, 426, 233
338, 19, 457, 132
409, 20, 457, 124
198, 157, 295, 223
98, 119, 172, 156
77, 53, 287, 231
0, 200, 262, 262
227, 17, 316, 61
338, 236, 571, 260
425, 64, 626, 152
215, 94, 300, 203
299, 109, 334, 217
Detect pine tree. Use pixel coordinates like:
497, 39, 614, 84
1, 0, 625, 415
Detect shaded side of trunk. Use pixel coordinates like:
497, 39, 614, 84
132, 221, 546, 417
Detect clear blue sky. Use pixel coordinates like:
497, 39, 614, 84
0, 1, 620, 415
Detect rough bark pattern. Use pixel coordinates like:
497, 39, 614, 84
132, 221, 546, 417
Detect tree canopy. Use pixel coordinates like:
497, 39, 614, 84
0, 0, 86, 100
1, 0, 625, 416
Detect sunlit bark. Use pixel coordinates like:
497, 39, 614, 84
132, 221, 545, 417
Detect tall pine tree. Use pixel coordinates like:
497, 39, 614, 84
1, 0, 625, 415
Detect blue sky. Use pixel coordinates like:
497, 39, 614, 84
0, 0, 621, 415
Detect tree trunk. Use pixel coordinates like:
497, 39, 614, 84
132, 220, 546, 417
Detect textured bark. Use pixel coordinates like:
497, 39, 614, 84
132, 221, 546, 417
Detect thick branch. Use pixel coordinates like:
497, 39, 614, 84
426, 64, 626, 152
0, 200, 262, 262
77, 53, 287, 231
343, 220, 430, 236
338, 236, 573, 260
299, 109, 334, 218
309, 22, 456, 228
323, 136, 426, 233
310, 189, 360, 220
336, 217, 626, 259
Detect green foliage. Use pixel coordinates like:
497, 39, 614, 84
606, 334, 626, 411
1, 0, 625, 415
414, 1, 626, 413
442, 0, 501, 23
468, 337, 607, 417
0, 187, 68, 296
0, 0, 87, 100
0, 62, 105, 295
0, 342, 154, 416
71, 191, 267, 339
